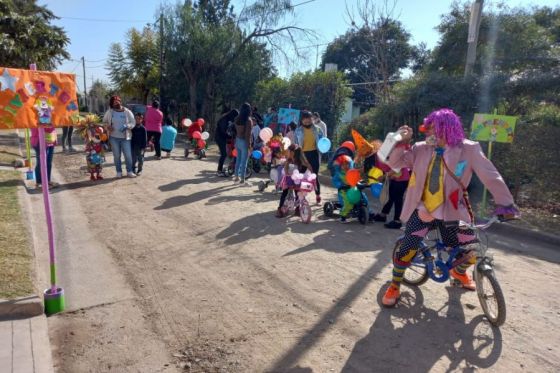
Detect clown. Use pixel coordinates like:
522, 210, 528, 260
382, 108, 519, 307
34, 96, 54, 124
78, 115, 106, 181
330, 153, 356, 223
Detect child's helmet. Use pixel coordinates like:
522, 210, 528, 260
341, 141, 355, 152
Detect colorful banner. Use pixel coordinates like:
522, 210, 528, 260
278, 108, 300, 126
470, 113, 518, 143
0, 67, 78, 129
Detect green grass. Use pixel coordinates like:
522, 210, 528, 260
0, 169, 35, 299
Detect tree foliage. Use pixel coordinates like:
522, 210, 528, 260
0, 0, 69, 69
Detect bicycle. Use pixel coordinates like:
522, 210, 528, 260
393, 216, 510, 327
322, 181, 370, 225
280, 177, 315, 224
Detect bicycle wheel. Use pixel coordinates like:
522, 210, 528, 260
475, 269, 506, 327
281, 190, 294, 215
300, 200, 312, 224
358, 206, 368, 225
323, 201, 335, 217
392, 240, 429, 286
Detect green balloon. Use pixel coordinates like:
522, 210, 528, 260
347, 187, 361, 204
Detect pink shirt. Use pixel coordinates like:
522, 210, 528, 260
31, 127, 57, 148
144, 106, 163, 133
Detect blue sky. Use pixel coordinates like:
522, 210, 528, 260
40, 0, 557, 94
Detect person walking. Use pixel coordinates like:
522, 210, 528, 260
234, 103, 253, 185
61, 125, 76, 152
215, 109, 239, 177
131, 112, 147, 175
145, 100, 163, 160
103, 95, 136, 178
31, 126, 58, 189
295, 110, 324, 204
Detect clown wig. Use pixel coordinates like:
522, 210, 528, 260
424, 108, 465, 147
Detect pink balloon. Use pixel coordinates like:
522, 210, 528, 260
192, 131, 202, 139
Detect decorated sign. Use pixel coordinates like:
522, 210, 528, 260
470, 113, 517, 143
278, 108, 300, 126
0, 67, 78, 129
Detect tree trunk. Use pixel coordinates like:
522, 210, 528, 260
189, 79, 198, 119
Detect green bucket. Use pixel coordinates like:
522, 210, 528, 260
44, 287, 65, 315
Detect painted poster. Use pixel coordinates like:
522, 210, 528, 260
470, 113, 517, 143
278, 108, 300, 126
0, 67, 78, 129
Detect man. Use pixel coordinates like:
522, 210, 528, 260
312, 112, 328, 139
381, 108, 519, 307
295, 110, 324, 204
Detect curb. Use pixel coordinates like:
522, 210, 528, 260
488, 222, 560, 247
0, 295, 44, 320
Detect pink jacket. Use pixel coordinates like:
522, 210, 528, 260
388, 139, 514, 223
30, 127, 57, 148
144, 106, 163, 133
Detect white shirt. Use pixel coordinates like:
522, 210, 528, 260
315, 120, 327, 138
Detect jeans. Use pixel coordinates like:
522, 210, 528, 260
216, 139, 227, 172
61, 126, 74, 147
34, 146, 54, 184
132, 146, 145, 173
109, 136, 133, 173
147, 131, 161, 157
235, 138, 249, 179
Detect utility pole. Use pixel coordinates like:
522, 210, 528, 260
82, 56, 89, 111
464, 0, 484, 77
159, 11, 164, 107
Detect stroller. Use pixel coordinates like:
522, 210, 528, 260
323, 181, 371, 225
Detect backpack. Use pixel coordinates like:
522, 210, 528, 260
226, 121, 236, 138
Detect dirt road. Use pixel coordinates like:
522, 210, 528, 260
29, 146, 560, 372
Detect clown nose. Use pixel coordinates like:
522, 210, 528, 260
419, 124, 427, 133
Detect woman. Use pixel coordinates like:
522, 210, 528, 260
234, 103, 253, 185
102, 95, 136, 178
61, 125, 76, 152
215, 109, 239, 177
294, 111, 324, 204
145, 100, 164, 160
31, 125, 58, 189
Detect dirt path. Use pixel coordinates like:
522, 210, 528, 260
39, 146, 560, 372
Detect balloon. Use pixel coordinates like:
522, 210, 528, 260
347, 187, 361, 204
197, 139, 206, 148
232, 148, 238, 157
100, 134, 108, 142
182, 118, 192, 127
370, 183, 383, 198
317, 137, 331, 153
292, 169, 302, 183
346, 169, 361, 187
368, 167, 384, 182
192, 131, 202, 139
252, 150, 262, 160
341, 141, 356, 152
282, 137, 291, 149
260, 128, 273, 142
201, 131, 210, 140
197, 118, 205, 126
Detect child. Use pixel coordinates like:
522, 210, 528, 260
331, 154, 355, 223
275, 144, 312, 218
160, 117, 177, 158
131, 113, 147, 175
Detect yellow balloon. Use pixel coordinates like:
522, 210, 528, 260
368, 167, 384, 182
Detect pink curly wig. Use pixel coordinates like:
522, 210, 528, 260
424, 108, 465, 147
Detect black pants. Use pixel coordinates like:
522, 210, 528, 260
62, 126, 73, 147
132, 146, 145, 172
216, 139, 227, 172
381, 180, 408, 221
278, 189, 298, 209
303, 150, 320, 195
147, 131, 161, 157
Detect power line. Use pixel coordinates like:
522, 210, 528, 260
59, 16, 150, 23
86, 64, 106, 69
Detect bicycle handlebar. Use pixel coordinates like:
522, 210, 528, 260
473, 214, 520, 230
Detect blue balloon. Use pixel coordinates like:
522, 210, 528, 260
370, 182, 383, 198
317, 137, 331, 153
252, 150, 263, 160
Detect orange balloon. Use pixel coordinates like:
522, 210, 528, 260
346, 169, 361, 187
100, 134, 108, 142
232, 148, 238, 157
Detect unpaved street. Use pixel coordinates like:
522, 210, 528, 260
27, 146, 560, 372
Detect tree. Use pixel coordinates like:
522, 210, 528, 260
0, 0, 69, 69
106, 27, 159, 104
88, 80, 111, 114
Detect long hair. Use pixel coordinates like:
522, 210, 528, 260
424, 108, 465, 147
289, 144, 308, 168
235, 103, 252, 126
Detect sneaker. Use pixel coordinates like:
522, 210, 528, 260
384, 220, 402, 229
62, 146, 67, 153
68, 147, 77, 153
339, 216, 348, 223
233, 176, 240, 183
275, 208, 284, 218
127, 172, 137, 178
316, 195, 321, 204
116, 172, 123, 178
372, 213, 387, 222
136, 170, 142, 176
382, 285, 401, 307
369, 212, 376, 222
450, 269, 476, 290
155, 156, 162, 160
48, 181, 59, 189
